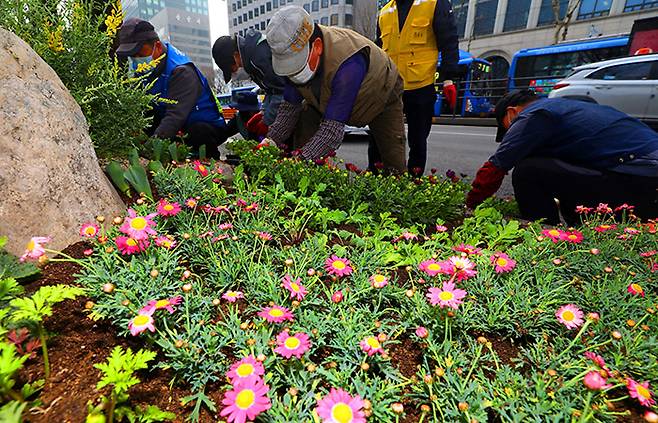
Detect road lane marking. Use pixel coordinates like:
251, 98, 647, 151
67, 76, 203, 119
430, 131, 494, 137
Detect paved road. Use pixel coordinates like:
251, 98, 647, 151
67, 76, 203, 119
337, 124, 514, 197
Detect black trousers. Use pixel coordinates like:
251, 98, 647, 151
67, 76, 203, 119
512, 157, 658, 225
404, 87, 436, 175
185, 122, 229, 159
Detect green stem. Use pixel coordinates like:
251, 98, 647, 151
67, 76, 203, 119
38, 324, 50, 379
553, 319, 592, 363
579, 391, 593, 423
7, 388, 23, 402
107, 390, 117, 423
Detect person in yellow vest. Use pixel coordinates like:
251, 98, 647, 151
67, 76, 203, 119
377, 0, 460, 175
261, 5, 406, 173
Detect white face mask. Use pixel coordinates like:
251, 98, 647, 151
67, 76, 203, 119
231, 67, 250, 81
289, 61, 316, 85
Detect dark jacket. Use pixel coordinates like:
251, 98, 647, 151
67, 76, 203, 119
239, 30, 285, 125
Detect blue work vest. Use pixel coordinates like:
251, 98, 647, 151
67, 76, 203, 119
149, 44, 225, 128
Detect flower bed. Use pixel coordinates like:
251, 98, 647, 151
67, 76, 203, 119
2, 150, 657, 422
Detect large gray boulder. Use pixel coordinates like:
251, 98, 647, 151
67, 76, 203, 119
0, 28, 125, 257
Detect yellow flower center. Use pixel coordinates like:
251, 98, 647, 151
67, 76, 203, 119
269, 308, 284, 318
331, 403, 354, 423
549, 230, 560, 237
284, 336, 301, 349
631, 283, 643, 293
227, 292, 237, 297
496, 258, 508, 267
637, 385, 651, 400
161, 240, 172, 248
332, 260, 346, 270
601, 225, 610, 229
126, 238, 137, 247
568, 235, 577, 240
427, 263, 440, 271
236, 363, 254, 377
366, 337, 380, 349
562, 310, 575, 321
26, 240, 35, 251
439, 291, 454, 301
85, 227, 96, 235
290, 282, 300, 292
235, 389, 255, 410
133, 314, 151, 326
155, 299, 170, 308
198, 165, 206, 172
373, 275, 386, 283
163, 204, 174, 211
130, 217, 147, 231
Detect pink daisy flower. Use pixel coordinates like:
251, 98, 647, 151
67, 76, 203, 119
555, 304, 584, 329
243, 202, 259, 213
185, 198, 198, 208
316, 388, 365, 423
193, 160, 209, 177
258, 305, 294, 323
115, 236, 149, 255
624, 227, 640, 235
575, 205, 593, 214
360, 336, 384, 356
393, 231, 418, 243
627, 378, 656, 407
435, 225, 448, 233
219, 223, 234, 230
615, 203, 635, 212
583, 371, 611, 391
441, 256, 477, 281
226, 356, 265, 384
596, 203, 613, 214
156, 199, 181, 217
419, 259, 444, 277
427, 281, 467, 309
415, 326, 429, 339
490, 252, 516, 273
325, 255, 353, 277
128, 307, 156, 336
627, 283, 645, 297
640, 250, 657, 257
222, 291, 244, 303
593, 224, 617, 233
256, 231, 272, 241
20, 236, 51, 262
79, 223, 100, 238
281, 275, 307, 301
220, 377, 271, 423
542, 228, 565, 242
369, 274, 389, 289
119, 209, 157, 240
274, 331, 311, 359
561, 230, 584, 244
452, 243, 482, 255
146, 297, 182, 314
584, 351, 607, 369
154, 236, 176, 249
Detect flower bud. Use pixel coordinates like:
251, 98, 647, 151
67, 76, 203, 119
102, 283, 115, 294
182, 270, 192, 280
307, 268, 316, 276
84, 301, 95, 310
587, 312, 600, 321
182, 283, 193, 292
391, 403, 404, 414
423, 374, 433, 384
96, 215, 105, 223
212, 298, 220, 306
458, 402, 469, 412
331, 290, 343, 303
307, 363, 317, 372
477, 336, 488, 345
256, 353, 266, 362
360, 362, 370, 371
611, 330, 622, 340
121, 299, 130, 306
435, 367, 445, 377
284, 258, 293, 266
113, 216, 123, 225
150, 269, 159, 278
288, 387, 298, 397
415, 326, 429, 339
174, 339, 184, 348
421, 404, 430, 413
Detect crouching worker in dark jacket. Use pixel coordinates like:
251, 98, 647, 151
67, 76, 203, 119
116, 18, 228, 158
467, 90, 658, 225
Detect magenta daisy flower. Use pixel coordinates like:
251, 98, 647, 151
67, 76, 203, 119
427, 281, 467, 309
128, 307, 156, 336
20, 236, 51, 262
640, 250, 657, 257
274, 331, 311, 359
222, 291, 244, 303
325, 255, 353, 277
185, 198, 198, 208
441, 256, 477, 281
79, 223, 100, 238
627, 378, 655, 407
596, 203, 613, 214
393, 231, 418, 242
256, 231, 272, 241
226, 356, 265, 384
453, 243, 482, 255
555, 304, 584, 329
146, 296, 182, 314
627, 283, 645, 297
193, 160, 209, 177
243, 202, 259, 213
316, 388, 365, 423
490, 252, 516, 273
220, 377, 271, 423
575, 205, 593, 214
593, 224, 617, 233
418, 259, 443, 277
156, 199, 181, 217
281, 275, 307, 301
115, 236, 149, 255
583, 371, 611, 391
258, 305, 294, 323
119, 208, 157, 240
561, 230, 584, 243
219, 223, 234, 230
435, 225, 448, 233
154, 236, 176, 249
369, 274, 389, 289
359, 336, 384, 356
542, 228, 565, 242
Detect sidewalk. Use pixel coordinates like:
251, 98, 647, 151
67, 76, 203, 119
432, 116, 497, 126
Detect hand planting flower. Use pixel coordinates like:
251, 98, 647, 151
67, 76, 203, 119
369, 274, 389, 289
220, 377, 271, 423
226, 356, 265, 384
79, 223, 100, 238
274, 331, 311, 359
281, 275, 307, 301
146, 297, 182, 314
258, 305, 294, 323
20, 236, 51, 262
360, 336, 384, 356
427, 281, 467, 309
316, 388, 366, 423
115, 236, 149, 255
128, 308, 156, 336
154, 236, 176, 249
325, 255, 353, 277
490, 252, 516, 273
627, 283, 645, 297
583, 371, 611, 391
419, 259, 444, 277
626, 378, 656, 407
156, 199, 181, 217
222, 291, 244, 303
119, 209, 157, 240
555, 304, 584, 329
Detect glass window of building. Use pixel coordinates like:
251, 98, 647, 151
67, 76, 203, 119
321, 16, 328, 24
624, 0, 658, 11
312, 0, 319, 10
249, 10, 253, 18
473, 0, 498, 35
233, 18, 238, 26
304, 3, 310, 12
255, 7, 259, 16
330, 13, 339, 24
232, 3, 236, 11
238, 15, 243, 23
345, 13, 353, 25
452, 0, 468, 38
281, 0, 285, 4
322, 0, 329, 6
503, 0, 531, 31
242, 0, 246, 6
346, 0, 353, 4
577, 0, 611, 19
537, 0, 568, 25
237, 1, 241, 9
267, 1, 272, 11
331, 0, 339, 4
260, 5, 265, 13
274, 0, 279, 7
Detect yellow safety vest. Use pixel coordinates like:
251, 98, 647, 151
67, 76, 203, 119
379, 0, 439, 90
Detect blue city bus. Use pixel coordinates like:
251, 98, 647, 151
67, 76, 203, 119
508, 36, 629, 95
434, 50, 494, 117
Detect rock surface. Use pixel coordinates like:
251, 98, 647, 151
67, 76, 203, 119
0, 28, 125, 257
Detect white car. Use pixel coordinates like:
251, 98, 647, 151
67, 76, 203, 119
549, 54, 658, 129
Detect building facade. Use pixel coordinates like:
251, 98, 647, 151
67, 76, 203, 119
122, 0, 214, 80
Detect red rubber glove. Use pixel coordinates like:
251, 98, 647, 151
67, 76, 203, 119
246, 112, 269, 137
443, 81, 457, 112
466, 161, 507, 209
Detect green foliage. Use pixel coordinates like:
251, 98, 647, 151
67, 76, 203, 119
0, 342, 27, 398
0, 237, 40, 281
0, 0, 154, 158
124, 164, 153, 200
0, 401, 26, 423
106, 161, 132, 196
9, 285, 84, 324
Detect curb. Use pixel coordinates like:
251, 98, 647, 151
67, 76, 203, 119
432, 117, 497, 127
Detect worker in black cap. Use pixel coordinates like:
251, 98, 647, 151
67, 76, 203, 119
212, 30, 285, 139
225, 91, 263, 141
116, 18, 227, 158
466, 90, 658, 225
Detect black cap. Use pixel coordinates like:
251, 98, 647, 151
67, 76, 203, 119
116, 18, 159, 56
212, 36, 238, 83
230, 91, 261, 112
494, 89, 538, 142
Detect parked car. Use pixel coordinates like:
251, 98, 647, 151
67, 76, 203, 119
549, 54, 658, 129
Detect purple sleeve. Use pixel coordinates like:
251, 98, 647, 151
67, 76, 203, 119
324, 52, 368, 124
283, 82, 304, 104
